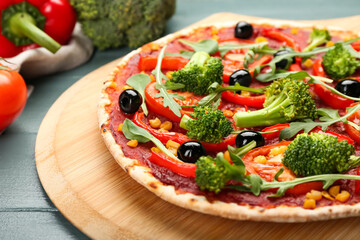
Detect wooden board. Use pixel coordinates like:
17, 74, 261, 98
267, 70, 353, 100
35, 13, 360, 240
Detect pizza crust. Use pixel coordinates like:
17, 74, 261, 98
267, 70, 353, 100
98, 19, 360, 222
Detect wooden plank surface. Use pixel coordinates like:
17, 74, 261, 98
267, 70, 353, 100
34, 13, 360, 239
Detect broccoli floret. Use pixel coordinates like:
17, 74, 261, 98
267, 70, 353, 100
70, 0, 176, 49
179, 105, 233, 143
282, 132, 360, 176
302, 28, 331, 52
322, 43, 360, 80
168, 51, 224, 95
195, 154, 243, 193
233, 78, 317, 128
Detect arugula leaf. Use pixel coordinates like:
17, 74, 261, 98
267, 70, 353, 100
126, 74, 151, 116
243, 44, 277, 68
122, 118, 178, 160
255, 39, 360, 81
153, 46, 183, 117
187, 82, 264, 108
164, 81, 185, 90
227, 141, 256, 171
165, 51, 194, 59
279, 103, 360, 139
219, 42, 269, 57
178, 39, 218, 54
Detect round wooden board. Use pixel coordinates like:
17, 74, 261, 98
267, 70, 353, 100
36, 13, 360, 240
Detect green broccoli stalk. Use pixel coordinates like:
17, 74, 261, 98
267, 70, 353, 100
179, 106, 233, 143
195, 149, 360, 197
70, 0, 176, 49
282, 132, 360, 177
322, 43, 360, 80
302, 29, 331, 52
233, 78, 317, 128
168, 51, 224, 95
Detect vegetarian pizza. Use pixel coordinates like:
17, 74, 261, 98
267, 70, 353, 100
98, 20, 360, 222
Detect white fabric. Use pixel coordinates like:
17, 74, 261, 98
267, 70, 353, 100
6, 23, 94, 79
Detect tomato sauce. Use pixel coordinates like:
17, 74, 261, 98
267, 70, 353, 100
106, 25, 360, 208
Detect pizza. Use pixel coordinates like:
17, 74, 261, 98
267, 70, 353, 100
98, 19, 360, 222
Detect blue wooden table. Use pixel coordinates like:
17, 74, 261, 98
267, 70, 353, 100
1, 0, 360, 239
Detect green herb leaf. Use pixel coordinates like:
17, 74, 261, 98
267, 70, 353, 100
122, 118, 178, 160
279, 103, 360, 139
164, 81, 185, 90
178, 39, 218, 54
219, 42, 269, 57
126, 74, 151, 116
165, 51, 194, 59
153, 46, 183, 117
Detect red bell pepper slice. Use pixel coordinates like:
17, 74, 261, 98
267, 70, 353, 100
261, 123, 290, 140
313, 84, 354, 109
312, 58, 326, 77
288, 63, 302, 72
221, 91, 265, 108
139, 56, 189, 71
133, 112, 237, 152
261, 28, 301, 52
144, 81, 197, 122
344, 103, 360, 144
148, 150, 196, 178
355, 168, 360, 194
311, 127, 354, 145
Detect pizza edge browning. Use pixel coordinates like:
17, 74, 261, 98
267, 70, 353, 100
98, 19, 360, 222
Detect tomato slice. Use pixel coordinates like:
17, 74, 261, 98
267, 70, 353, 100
242, 141, 323, 195
144, 81, 199, 122
139, 56, 189, 71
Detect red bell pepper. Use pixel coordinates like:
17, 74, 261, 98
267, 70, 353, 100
344, 103, 360, 144
261, 123, 290, 140
261, 28, 301, 52
312, 58, 354, 109
148, 150, 196, 178
355, 168, 360, 194
133, 112, 237, 152
221, 91, 265, 108
138, 56, 189, 71
288, 63, 302, 72
0, 0, 76, 58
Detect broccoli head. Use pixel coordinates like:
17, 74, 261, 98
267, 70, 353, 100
282, 132, 360, 176
168, 51, 224, 95
70, 0, 176, 49
195, 154, 243, 193
302, 28, 331, 52
179, 105, 233, 143
322, 43, 360, 80
233, 78, 317, 128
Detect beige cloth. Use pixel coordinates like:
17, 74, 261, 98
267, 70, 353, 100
6, 23, 93, 79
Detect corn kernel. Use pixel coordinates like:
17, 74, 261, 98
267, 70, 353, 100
168, 148, 178, 156
329, 185, 340, 197
322, 191, 335, 200
166, 71, 174, 79
225, 53, 245, 62
150, 43, 160, 51
254, 155, 267, 164
306, 190, 322, 201
108, 82, 117, 89
151, 147, 162, 153
223, 110, 234, 117
158, 129, 169, 133
303, 59, 314, 68
211, 35, 219, 41
127, 140, 138, 147
122, 85, 133, 90
335, 190, 350, 202
269, 146, 288, 157
149, 118, 161, 129
117, 123, 123, 132
241, 91, 251, 97
166, 140, 180, 150
290, 28, 299, 35
150, 75, 156, 82
343, 36, 353, 41
303, 199, 316, 209
160, 121, 173, 131
255, 36, 268, 43
224, 150, 231, 162
211, 28, 218, 35
326, 41, 334, 47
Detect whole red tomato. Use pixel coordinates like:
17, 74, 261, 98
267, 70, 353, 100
0, 68, 27, 132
